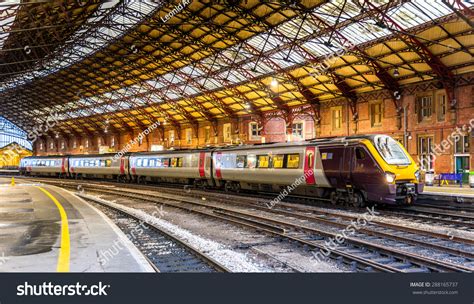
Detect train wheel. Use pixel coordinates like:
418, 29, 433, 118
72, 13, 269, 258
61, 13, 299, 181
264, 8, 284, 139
224, 182, 232, 192
351, 191, 365, 208
232, 182, 241, 193
330, 191, 338, 205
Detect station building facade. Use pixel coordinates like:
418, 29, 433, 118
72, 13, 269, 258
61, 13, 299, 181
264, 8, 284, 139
35, 77, 474, 178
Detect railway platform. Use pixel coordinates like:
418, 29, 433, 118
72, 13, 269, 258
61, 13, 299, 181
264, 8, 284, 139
0, 177, 154, 272
420, 185, 474, 203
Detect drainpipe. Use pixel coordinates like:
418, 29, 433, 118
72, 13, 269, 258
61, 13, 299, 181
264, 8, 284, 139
403, 104, 409, 148
346, 104, 350, 136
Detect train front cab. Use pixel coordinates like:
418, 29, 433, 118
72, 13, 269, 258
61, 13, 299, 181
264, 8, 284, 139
362, 135, 423, 205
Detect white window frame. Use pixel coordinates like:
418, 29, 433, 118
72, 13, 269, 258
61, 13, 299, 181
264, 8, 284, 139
249, 122, 261, 141
223, 123, 232, 142
331, 106, 342, 130
370, 101, 383, 127
185, 128, 192, 145
418, 136, 434, 172
204, 126, 211, 143
291, 121, 304, 140
455, 135, 470, 154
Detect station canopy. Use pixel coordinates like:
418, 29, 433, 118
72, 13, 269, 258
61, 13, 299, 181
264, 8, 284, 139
0, 0, 472, 138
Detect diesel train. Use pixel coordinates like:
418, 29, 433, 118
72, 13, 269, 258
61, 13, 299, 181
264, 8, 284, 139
19, 135, 423, 206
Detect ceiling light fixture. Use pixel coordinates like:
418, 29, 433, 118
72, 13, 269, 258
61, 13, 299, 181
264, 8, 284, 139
270, 77, 278, 88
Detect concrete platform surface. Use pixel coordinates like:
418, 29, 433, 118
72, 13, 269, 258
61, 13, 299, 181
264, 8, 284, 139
0, 178, 154, 272
423, 185, 474, 197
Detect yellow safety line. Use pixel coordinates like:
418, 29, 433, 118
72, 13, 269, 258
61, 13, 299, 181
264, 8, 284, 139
36, 187, 70, 272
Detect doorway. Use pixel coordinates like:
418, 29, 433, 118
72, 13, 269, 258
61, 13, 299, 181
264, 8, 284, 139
455, 156, 470, 184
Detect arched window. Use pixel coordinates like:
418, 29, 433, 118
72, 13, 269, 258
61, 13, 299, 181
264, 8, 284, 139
0, 117, 32, 150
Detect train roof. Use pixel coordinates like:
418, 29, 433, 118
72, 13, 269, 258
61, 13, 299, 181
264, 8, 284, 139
23, 135, 385, 158
212, 135, 378, 151
23, 154, 68, 159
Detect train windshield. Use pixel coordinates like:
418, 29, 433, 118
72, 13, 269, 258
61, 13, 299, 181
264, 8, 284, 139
374, 135, 411, 165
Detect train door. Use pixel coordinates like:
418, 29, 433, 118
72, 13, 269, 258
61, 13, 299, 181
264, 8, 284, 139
61, 158, 67, 177
341, 147, 353, 186
304, 147, 316, 185
120, 157, 126, 176
198, 152, 206, 179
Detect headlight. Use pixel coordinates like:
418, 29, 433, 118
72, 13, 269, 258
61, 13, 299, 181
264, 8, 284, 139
414, 170, 420, 182
385, 172, 396, 183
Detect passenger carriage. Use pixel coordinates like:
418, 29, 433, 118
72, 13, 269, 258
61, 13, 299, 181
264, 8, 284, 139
20, 156, 68, 178
19, 135, 423, 206
68, 153, 129, 182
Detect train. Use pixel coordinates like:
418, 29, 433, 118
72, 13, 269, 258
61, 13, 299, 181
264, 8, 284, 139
19, 135, 423, 206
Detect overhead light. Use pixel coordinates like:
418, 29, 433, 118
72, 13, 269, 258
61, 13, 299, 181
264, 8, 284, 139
270, 77, 278, 88
244, 103, 251, 109
393, 68, 400, 77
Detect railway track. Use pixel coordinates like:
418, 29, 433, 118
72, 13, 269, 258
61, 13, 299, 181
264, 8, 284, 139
31, 178, 474, 273
81, 194, 231, 273
20, 177, 474, 231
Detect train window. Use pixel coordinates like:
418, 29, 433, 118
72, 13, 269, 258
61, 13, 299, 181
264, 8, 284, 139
106, 160, 112, 167
95, 160, 100, 167
247, 155, 256, 169
355, 148, 366, 160
286, 154, 300, 169
236, 155, 247, 168
137, 159, 143, 167
100, 160, 106, 167
162, 158, 170, 167
272, 155, 284, 169
156, 158, 162, 167
171, 157, 183, 168
149, 159, 155, 167
257, 155, 270, 168
143, 159, 149, 167
220, 154, 235, 169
